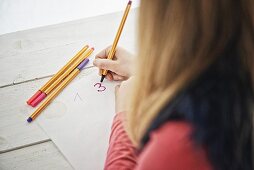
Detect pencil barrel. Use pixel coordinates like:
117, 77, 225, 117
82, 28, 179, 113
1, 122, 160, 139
30, 70, 80, 120
44, 48, 93, 94
109, 2, 131, 56
27, 45, 88, 105
102, 1, 131, 76
40, 45, 89, 92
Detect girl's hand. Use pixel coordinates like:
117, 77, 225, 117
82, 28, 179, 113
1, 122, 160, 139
115, 77, 134, 113
93, 46, 134, 81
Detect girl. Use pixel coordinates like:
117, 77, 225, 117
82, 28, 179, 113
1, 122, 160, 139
93, 1, 254, 169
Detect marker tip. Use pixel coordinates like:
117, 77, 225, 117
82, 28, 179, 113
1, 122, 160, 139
100, 75, 105, 83
27, 117, 33, 123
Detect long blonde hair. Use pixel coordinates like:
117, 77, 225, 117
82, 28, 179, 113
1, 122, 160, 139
127, 0, 254, 146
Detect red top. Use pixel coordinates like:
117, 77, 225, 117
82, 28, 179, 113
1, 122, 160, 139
104, 112, 213, 170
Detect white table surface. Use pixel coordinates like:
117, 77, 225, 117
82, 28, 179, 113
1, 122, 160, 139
0, 9, 137, 170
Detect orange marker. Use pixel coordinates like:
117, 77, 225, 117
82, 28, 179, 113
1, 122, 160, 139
30, 48, 94, 107
27, 58, 90, 123
26, 45, 89, 105
100, 0, 132, 82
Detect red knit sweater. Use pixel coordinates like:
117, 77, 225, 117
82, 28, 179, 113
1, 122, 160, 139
104, 112, 213, 170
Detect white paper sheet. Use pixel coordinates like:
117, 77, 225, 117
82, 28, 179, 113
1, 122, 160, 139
36, 67, 118, 170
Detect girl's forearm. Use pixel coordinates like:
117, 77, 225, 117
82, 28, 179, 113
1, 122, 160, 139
104, 112, 138, 169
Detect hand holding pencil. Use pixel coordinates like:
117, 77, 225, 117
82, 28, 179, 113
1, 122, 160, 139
93, 46, 134, 81
99, 0, 132, 83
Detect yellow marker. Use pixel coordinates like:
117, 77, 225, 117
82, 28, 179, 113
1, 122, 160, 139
100, 0, 132, 82
44, 48, 94, 94
29, 48, 94, 107
27, 58, 90, 122
27, 45, 89, 105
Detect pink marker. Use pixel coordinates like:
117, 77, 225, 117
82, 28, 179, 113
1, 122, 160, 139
27, 91, 42, 105
30, 92, 47, 107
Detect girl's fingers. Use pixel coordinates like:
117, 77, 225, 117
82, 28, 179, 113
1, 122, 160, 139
97, 70, 113, 81
95, 46, 112, 59
93, 59, 118, 73
95, 46, 118, 61
111, 72, 126, 81
106, 73, 113, 81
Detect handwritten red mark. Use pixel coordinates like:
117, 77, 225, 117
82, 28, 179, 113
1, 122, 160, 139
94, 83, 106, 92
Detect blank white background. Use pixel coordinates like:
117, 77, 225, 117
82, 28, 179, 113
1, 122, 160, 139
0, 0, 139, 35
